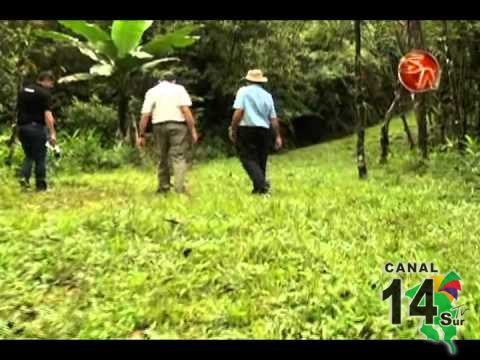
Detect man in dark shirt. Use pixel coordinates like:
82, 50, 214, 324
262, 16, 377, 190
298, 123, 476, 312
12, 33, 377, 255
16, 71, 57, 192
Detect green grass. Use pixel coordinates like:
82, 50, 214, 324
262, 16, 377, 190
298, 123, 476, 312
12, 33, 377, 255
1, 115, 479, 339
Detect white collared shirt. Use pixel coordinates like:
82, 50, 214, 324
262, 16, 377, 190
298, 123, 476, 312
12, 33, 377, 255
141, 81, 192, 124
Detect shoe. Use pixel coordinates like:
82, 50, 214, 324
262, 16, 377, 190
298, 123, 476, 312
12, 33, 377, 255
36, 180, 48, 192
157, 188, 170, 194
19, 178, 30, 191
265, 181, 271, 190
36, 188, 51, 193
175, 187, 192, 197
252, 187, 270, 195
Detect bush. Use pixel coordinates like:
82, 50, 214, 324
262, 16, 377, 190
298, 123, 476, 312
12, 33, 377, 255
58, 130, 141, 173
193, 135, 235, 161
1, 125, 144, 178
60, 96, 117, 147
54, 97, 145, 173
0, 127, 24, 174
463, 135, 480, 176
428, 135, 480, 186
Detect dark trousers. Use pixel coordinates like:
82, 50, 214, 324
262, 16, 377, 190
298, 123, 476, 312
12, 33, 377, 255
18, 123, 48, 189
236, 126, 270, 192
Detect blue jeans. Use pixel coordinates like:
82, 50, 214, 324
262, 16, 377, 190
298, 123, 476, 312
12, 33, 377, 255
18, 123, 48, 189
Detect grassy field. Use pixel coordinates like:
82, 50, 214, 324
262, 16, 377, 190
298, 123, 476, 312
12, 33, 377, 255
1, 116, 479, 339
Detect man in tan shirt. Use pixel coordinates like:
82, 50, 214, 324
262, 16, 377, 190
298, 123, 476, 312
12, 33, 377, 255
138, 73, 198, 194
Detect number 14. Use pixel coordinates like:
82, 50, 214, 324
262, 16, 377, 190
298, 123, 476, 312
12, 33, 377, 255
382, 279, 438, 324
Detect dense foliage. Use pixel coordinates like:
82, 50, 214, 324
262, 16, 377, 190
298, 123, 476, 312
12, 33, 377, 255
2, 20, 480, 156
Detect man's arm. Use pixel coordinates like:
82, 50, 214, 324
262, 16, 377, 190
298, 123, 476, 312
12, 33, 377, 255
229, 87, 246, 143
271, 117, 283, 150
269, 97, 282, 150
178, 86, 198, 144
180, 106, 198, 144
229, 109, 244, 143
41, 89, 56, 145
137, 113, 150, 148
138, 113, 150, 137
271, 117, 281, 137
138, 89, 155, 148
45, 110, 56, 145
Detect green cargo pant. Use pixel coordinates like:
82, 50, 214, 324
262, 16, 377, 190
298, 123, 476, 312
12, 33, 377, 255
153, 121, 190, 193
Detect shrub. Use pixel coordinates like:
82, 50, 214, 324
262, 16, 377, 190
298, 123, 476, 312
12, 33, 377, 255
60, 96, 117, 147
193, 135, 235, 161
428, 135, 480, 185
0, 127, 23, 175
58, 130, 141, 173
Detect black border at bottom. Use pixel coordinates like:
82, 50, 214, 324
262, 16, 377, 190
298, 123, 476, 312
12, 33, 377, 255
1, 340, 479, 358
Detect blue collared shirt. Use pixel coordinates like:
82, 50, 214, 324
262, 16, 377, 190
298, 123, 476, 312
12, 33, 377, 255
233, 84, 277, 128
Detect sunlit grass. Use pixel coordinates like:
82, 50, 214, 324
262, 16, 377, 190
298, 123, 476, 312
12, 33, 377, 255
0, 115, 479, 339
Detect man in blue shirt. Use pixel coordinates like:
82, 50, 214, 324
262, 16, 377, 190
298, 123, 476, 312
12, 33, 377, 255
229, 69, 282, 194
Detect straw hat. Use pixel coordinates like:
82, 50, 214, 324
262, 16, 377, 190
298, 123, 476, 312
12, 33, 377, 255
245, 69, 268, 83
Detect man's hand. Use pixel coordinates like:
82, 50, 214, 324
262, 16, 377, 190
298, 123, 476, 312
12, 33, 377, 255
230, 109, 244, 144
191, 129, 199, 144
45, 111, 56, 146
274, 135, 283, 150
138, 114, 151, 148
228, 126, 237, 144
49, 133, 57, 146
137, 135, 146, 148
271, 117, 282, 150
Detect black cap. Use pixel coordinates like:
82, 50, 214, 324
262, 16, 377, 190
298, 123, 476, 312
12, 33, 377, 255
37, 70, 55, 82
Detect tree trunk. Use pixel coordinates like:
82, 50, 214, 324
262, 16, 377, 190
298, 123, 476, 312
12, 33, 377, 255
354, 20, 367, 179
409, 20, 429, 159
443, 21, 458, 139
459, 49, 467, 150
380, 24, 416, 163
394, 22, 407, 54
440, 114, 447, 144
476, 100, 480, 138
227, 21, 240, 74
415, 93, 428, 159
380, 90, 401, 163
401, 114, 416, 149
5, 72, 25, 166
443, 20, 468, 150
118, 91, 128, 139
128, 111, 139, 147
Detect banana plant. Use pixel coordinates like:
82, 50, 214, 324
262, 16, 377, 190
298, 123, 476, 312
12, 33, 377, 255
36, 20, 199, 140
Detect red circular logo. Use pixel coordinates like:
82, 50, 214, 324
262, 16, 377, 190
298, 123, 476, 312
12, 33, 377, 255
398, 50, 441, 93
